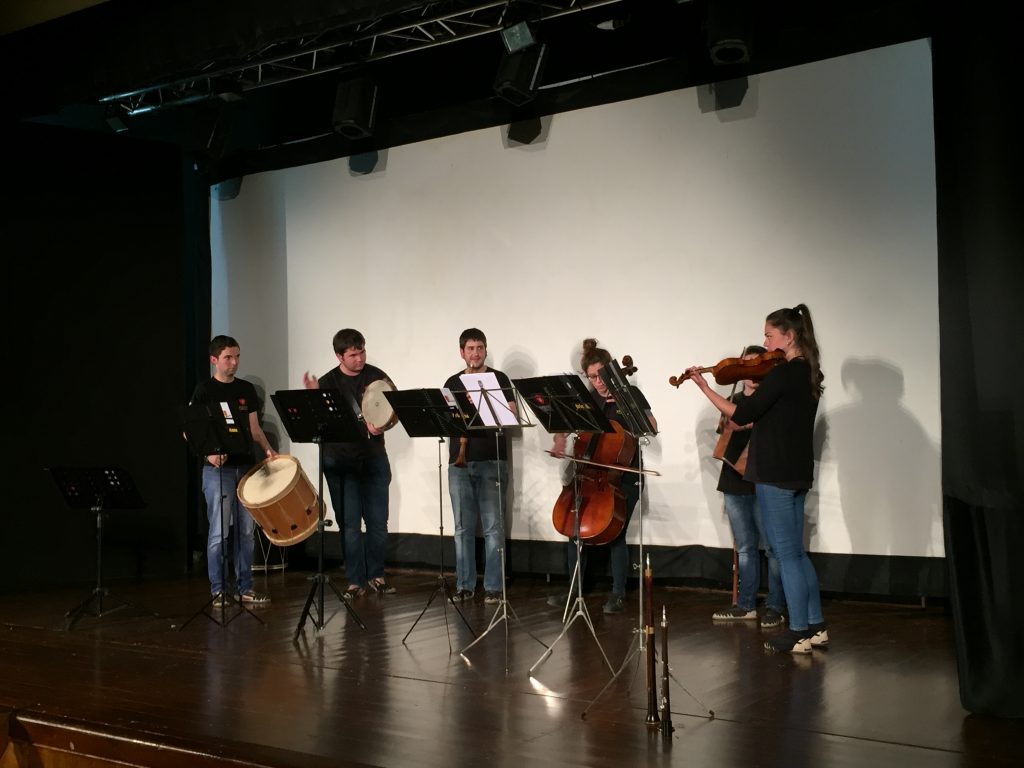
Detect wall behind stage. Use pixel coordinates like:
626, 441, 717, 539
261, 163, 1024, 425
212, 41, 940, 563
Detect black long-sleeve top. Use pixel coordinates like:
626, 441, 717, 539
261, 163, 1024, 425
731, 357, 818, 489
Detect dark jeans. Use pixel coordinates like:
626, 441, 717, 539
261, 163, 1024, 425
324, 453, 391, 588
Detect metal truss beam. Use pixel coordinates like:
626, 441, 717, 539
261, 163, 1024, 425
100, 0, 624, 117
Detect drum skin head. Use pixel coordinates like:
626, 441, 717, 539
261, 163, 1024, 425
239, 456, 299, 506
362, 379, 397, 430
237, 455, 319, 546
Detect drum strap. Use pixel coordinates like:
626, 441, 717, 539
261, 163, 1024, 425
340, 383, 364, 424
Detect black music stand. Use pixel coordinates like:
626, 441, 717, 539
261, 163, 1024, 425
47, 466, 153, 630
514, 374, 619, 677
179, 401, 266, 629
453, 373, 547, 672
582, 358, 665, 719
270, 388, 367, 640
384, 388, 477, 648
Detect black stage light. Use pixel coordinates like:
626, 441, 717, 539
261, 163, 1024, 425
332, 77, 378, 140
494, 44, 548, 107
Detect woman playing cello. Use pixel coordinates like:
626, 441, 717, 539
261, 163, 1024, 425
683, 305, 828, 654
548, 338, 658, 614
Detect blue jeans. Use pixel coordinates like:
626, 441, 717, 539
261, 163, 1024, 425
724, 493, 785, 613
448, 460, 508, 593
202, 465, 255, 595
755, 484, 824, 632
324, 453, 391, 588
567, 476, 641, 596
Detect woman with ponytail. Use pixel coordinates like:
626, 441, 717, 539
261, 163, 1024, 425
684, 305, 828, 654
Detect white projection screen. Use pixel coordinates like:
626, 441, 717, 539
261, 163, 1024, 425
211, 40, 941, 560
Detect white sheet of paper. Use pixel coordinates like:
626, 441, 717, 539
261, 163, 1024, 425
459, 372, 517, 427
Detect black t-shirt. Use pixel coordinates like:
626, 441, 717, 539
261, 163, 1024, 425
189, 377, 262, 468
318, 363, 393, 461
443, 368, 514, 464
716, 391, 755, 496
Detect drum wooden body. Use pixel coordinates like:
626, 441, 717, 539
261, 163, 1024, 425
362, 379, 398, 431
237, 455, 319, 546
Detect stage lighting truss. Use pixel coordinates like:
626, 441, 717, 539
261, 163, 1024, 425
98, 0, 626, 117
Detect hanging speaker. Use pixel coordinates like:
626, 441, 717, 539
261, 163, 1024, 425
494, 44, 548, 107
332, 78, 378, 140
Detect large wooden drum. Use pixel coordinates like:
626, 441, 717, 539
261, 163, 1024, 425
237, 454, 319, 546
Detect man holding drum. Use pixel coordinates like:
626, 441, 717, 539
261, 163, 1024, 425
190, 335, 277, 606
303, 328, 397, 597
444, 328, 515, 605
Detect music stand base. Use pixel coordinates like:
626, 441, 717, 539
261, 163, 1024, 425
529, 537, 612, 677
460, 546, 547, 673
293, 572, 366, 640
179, 591, 265, 630
403, 573, 475, 647
64, 588, 131, 630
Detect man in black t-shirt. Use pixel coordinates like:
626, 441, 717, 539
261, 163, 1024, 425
303, 328, 396, 597
444, 328, 516, 605
189, 335, 277, 605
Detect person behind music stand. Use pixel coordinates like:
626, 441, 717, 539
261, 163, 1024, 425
711, 345, 786, 628
443, 328, 515, 606
302, 328, 397, 598
188, 335, 277, 609
546, 338, 658, 615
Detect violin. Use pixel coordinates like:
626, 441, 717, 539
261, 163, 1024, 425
669, 349, 785, 387
550, 354, 640, 545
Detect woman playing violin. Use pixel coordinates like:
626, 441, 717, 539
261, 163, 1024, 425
684, 305, 828, 654
548, 338, 658, 614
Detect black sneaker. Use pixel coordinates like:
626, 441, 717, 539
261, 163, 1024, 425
602, 593, 625, 614
484, 591, 501, 605
370, 578, 396, 595
764, 628, 812, 654
449, 589, 474, 603
713, 605, 757, 621
211, 592, 227, 608
760, 607, 785, 628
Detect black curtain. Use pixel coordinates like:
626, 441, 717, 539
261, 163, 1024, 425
933, 10, 1024, 717
1, 120, 192, 591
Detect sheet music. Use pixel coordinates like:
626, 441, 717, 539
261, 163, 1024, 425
459, 372, 518, 427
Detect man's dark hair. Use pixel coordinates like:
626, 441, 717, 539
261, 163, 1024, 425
209, 335, 239, 357
459, 328, 487, 349
332, 328, 366, 354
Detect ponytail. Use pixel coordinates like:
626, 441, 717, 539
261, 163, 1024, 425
765, 305, 825, 399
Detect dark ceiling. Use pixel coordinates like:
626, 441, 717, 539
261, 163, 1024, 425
1, 0, 934, 183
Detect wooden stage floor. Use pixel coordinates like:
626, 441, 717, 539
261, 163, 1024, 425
0, 568, 1020, 768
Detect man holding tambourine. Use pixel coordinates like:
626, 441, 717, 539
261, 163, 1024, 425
303, 328, 397, 598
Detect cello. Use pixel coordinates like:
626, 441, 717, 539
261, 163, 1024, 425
550, 356, 640, 546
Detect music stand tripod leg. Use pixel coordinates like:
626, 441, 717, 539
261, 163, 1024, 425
529, 535, 613, 676
180, 467, 264, 630
64, 505, 146, 630
404, 438, 475, 648
459, 440, 547, 668
294, 446, 366, 641
530, 477, 613, 676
